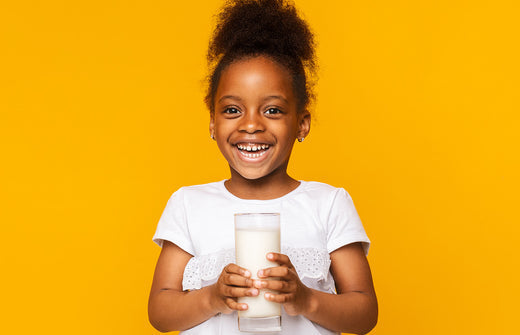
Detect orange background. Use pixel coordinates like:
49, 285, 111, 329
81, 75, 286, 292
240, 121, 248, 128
1, 0, 518, 334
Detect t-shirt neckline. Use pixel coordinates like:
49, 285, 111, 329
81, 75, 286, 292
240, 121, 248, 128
217, 179, 306, 203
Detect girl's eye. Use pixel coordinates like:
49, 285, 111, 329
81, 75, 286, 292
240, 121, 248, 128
224, 107, 240, 114
265, 108, 282, 115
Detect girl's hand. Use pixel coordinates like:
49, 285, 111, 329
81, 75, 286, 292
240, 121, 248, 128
209, 263, 258, 314
255, 253, 313, 316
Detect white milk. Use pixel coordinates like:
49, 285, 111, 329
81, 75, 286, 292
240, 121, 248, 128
235, 228, 281, 318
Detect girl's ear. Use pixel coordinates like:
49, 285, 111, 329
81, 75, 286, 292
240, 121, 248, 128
298, 110, 311, 139
209, 114, 215, 139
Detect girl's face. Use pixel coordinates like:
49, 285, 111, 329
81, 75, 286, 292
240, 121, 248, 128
210, 56, 310, 182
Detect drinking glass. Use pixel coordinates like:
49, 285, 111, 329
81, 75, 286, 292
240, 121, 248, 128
235, 213, 282, 332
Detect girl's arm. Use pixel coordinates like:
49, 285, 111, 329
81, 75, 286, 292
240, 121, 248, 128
258, 242, 378, 334
148, 241, 257, 332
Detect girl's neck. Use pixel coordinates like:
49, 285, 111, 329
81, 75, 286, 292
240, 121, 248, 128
224, 170, 300, 200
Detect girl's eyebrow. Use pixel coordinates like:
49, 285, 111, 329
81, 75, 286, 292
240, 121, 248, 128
218, 95, 242, 103
263, 95, 288, 104
217, 95, 288, 104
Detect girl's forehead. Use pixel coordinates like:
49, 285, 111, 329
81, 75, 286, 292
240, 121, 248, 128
217, 56, 294, 98
226, 55, 290, 74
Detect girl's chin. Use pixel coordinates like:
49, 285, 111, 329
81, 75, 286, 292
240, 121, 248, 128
229, 165, 271, 181
236, 170, 269, 181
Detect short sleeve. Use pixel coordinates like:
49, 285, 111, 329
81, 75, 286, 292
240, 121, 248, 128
152, 188, 195, 256
326, 188, 370, 255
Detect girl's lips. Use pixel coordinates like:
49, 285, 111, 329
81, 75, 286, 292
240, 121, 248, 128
234, 143, 271, 162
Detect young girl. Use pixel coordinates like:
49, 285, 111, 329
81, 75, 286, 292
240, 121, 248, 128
148, 0, 378, 334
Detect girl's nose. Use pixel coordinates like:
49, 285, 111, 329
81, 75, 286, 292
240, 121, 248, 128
238, 111, 265, 134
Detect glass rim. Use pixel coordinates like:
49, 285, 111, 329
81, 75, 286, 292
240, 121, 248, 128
234, 212, 280, 217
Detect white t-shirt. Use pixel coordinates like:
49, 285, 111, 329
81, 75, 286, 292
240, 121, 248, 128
153, 180, 370, 335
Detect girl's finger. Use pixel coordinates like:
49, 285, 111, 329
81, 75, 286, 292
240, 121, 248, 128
256, 279, 293, 292
224, 273, 254, 288
222, 285, 259, 299
266, 253, 293, 267
225, 297, 249, 311
224, 263, 252, 278
258, 265, 294, 279
263, 291, 293, 304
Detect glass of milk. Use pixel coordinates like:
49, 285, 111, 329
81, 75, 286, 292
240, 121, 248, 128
235, 213, 282, 332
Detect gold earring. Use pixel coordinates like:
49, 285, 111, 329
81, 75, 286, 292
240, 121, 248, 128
298, 137, 305, 142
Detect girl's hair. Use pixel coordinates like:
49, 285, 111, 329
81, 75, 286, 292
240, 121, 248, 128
205, 0, 316, 114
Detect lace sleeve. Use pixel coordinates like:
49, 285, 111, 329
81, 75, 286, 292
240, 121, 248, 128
284, 246, 335, 293
182, 249, 235, 290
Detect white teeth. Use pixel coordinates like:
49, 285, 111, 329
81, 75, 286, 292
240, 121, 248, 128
237, 144, 269, 151
238, 149, 268, 159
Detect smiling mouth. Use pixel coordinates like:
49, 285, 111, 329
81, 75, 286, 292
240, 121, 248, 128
236, 143, 270, 158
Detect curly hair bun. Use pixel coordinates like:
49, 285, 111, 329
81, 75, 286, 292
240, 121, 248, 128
209, 0, 315, 66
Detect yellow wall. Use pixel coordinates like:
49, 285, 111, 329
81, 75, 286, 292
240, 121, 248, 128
1, 0, 518, 334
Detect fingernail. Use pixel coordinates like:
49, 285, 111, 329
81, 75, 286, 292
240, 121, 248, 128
267, 253, 274, 260
254, 280, 262, 288
250, 289, 259, 296
264, 292, 271, 299
257, 270, 264, 277
243, 270, 251, 277
242, 304, 248, 310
